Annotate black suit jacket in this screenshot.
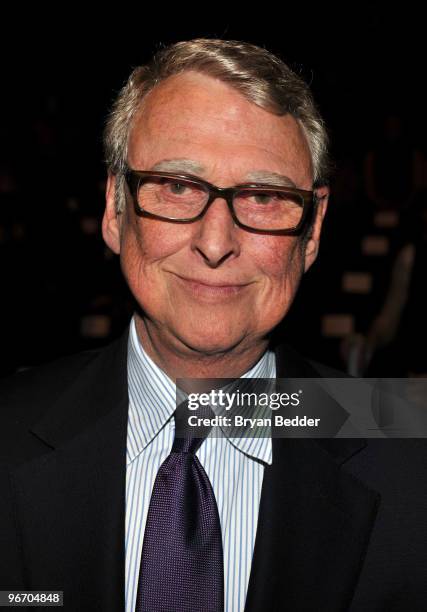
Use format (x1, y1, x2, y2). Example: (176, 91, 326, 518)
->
(1, 330, 427, 611)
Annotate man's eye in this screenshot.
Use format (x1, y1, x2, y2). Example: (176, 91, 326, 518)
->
(167, 182, 188, 195)
(253, 193, 273, 205)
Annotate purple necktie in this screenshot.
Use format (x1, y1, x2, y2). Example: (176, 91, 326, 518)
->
(135, 403, 224, 612)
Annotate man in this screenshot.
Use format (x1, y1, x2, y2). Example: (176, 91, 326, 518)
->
(1, 39, 426, 612)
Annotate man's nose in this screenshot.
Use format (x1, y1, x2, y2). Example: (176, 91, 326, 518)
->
(191, 197, 240, 268)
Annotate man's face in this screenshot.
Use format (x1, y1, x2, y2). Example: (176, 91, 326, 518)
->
(103, 71, 327, 358)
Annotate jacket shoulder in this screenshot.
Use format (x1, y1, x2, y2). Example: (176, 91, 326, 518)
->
(307, 358, 349, 378)
(0, 348, 102, 455)
(274, 339, 348, 379)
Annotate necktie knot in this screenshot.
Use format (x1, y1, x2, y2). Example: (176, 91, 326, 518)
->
(172, 401, 213, 455)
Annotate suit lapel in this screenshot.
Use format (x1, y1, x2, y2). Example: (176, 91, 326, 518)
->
(244, 343, 380, 612)
(10, 332, 129, 611)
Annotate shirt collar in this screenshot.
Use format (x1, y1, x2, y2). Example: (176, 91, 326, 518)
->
(127, 316, 274, 466)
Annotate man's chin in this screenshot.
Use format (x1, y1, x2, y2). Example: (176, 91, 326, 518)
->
(174, 327, 248, 358)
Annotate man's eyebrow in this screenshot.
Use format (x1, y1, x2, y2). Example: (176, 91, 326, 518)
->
(149, 161, 298, 188)
(244, 171, 297, 188)
(150, 159, 206, 175)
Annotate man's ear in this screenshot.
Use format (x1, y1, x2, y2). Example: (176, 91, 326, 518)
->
(102, 174, 122, 255)
(303, 185, 329, 272)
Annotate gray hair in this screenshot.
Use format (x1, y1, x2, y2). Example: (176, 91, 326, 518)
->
(104, 39, 330, 213)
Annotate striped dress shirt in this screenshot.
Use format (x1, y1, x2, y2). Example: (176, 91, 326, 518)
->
(125, 317, 275, 612)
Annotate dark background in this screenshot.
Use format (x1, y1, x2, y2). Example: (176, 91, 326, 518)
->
(1, 7, 426, 376)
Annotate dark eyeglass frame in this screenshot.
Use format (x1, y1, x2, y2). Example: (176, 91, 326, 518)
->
(124, 169, 317, 235)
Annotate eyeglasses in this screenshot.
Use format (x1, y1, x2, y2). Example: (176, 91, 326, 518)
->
(124, 169, 316, 234)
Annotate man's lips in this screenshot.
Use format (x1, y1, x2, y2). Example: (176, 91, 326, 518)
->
(172, 274, 252, 299)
